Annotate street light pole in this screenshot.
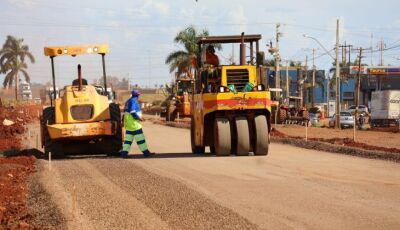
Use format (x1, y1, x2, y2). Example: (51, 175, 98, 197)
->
(286, 60, 289, 104)
(335, 19, 341, 129)
(303, 22, 341, 128)
(275, 23, 281, 101)
(312, 48, 316, 108)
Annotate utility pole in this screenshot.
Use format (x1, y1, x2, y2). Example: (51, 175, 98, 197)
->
(354, 47, 364, 132)
(379, 39, 385, 66)
(370, 33, 374, 66)
(348, 44, 353, 66)
(335, 19, 341, 129)
(302, 55, 308, 107)
(355, 48, 363, 110)
(312, 49, 316, 108)
(339, 43, 353, 66)
(286, 60, 289, 104)
(275, 23, 281, 101)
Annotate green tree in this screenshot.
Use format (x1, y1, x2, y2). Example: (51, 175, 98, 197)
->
(0, 36, 35, 100)
(165, 25, 220, 78)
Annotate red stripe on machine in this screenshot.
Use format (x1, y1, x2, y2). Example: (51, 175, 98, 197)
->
(204, 98, 272, 109)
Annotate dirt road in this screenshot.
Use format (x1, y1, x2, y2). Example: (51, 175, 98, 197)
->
(30, 122, 400, 229)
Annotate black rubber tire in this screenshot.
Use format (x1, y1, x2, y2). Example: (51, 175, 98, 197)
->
(41, 107, 64, 158)
(278, 108, 287, 124)
(107, 103, 123, 156)
(235, 117, 250, 156)
(166, 105, 176, 122)
(209, 146, 216, 154)
(214, 118, 231, 156)
(254, 115, 269, 156)
(191, 118, 205, 154)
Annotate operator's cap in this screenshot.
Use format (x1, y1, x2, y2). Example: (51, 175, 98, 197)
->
(131, 89, 141, 96)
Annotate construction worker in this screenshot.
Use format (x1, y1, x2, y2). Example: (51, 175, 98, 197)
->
(120, 90, 153, 158)
(204, 45, 219, 66)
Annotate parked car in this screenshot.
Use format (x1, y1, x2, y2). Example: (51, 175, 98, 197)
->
(329, 111, 355, 128)
(347, 105, 369, 115)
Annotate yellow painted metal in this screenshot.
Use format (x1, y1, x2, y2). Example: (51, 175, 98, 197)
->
(192, 65, 272, 146)
(47, 121, 115, 140)
(44, 44, 109, 57)
(201, 91, 271, 115)
(221, 65, 257, 87)
(54, 85, 110, 124)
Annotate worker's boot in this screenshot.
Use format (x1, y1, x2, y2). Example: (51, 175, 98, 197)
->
(120, 151, 129, 158)
(143, 150, 155, 158)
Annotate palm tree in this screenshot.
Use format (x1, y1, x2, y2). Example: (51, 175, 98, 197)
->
(165, 25, 220, 78)
(0, 36, 35, 100)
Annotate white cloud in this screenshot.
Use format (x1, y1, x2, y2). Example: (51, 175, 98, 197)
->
(140, 0, 169, 16)
(227, 5, 247, 32)
(153, 2, 169, 16)
(5, 0, 35, 8)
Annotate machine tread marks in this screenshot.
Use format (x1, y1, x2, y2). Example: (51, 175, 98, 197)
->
(254, 115, 269, 156)
(107, 103, 123, 156)
(235, 117, 250, 156)
(191, 118, 205, 154)
(214, 118, 231, 156)
(41, 107, 64, 158)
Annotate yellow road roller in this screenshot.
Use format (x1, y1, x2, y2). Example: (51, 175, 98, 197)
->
(191, 33, 272, 156)
(40, 44, 122, 157)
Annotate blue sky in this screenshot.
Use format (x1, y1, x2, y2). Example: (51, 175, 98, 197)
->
(1, 0, 400, 87)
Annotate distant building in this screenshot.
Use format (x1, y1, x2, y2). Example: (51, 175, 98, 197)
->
(266, 67, 326, 105)
(329, 66, 400, 108)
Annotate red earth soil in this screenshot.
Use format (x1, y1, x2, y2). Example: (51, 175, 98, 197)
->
(0, 156, 36, 229)
(270, 128, 400, 154)
(0, 105, 42, 152)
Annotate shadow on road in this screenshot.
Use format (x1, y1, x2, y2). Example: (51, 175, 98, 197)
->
(9, 148, 247, 160)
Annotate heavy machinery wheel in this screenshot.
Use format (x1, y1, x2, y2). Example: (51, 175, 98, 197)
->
(302, 110, 310, 123)
(235, 117, 250, 156)
(191, 118, 205, 154)
(278, 108, 287, 124)
(253, 115, 269, 156)
(209, 146, 216, 154)
(166, 105, 176, 122)
(107, 103, 122, 156)
(214, 118, 231, 156)
(41, 107, 64, 158)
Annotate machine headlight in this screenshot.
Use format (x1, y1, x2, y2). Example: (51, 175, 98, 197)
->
(219, 86, 225, 93)
(93, 47, 98, 52)
(257, 84, 263, 91)
(87, 47, 93, 53)
(63, 49, 68, 54)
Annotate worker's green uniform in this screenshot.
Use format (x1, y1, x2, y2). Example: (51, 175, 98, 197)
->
(120, 95, 150, 157)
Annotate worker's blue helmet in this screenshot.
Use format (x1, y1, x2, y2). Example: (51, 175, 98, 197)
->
(131, 89, 141, 97)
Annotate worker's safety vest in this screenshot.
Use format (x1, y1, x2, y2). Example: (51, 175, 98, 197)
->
(124, 112, 142, 131)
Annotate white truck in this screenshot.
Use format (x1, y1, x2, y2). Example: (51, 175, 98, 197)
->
(21, 82, 33, 100)
(371, 90, 400, 126)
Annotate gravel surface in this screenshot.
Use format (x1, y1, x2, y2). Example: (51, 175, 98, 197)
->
(27, 163, 67, 229)
(25, 122, 400, 229)
(32, 157, 258, 229)
(90, 158, 259, 230)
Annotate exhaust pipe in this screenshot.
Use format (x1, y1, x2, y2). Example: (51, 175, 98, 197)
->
(78, 64, 82, 91)
(240, 32, 245, 65)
